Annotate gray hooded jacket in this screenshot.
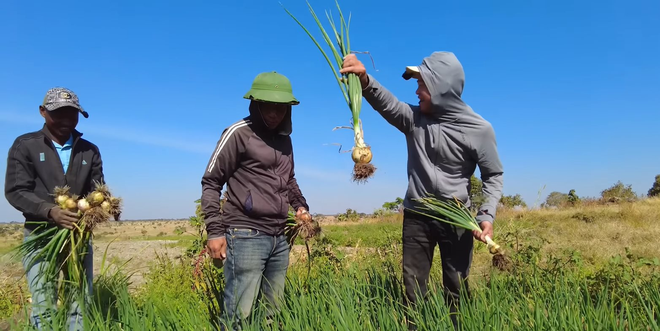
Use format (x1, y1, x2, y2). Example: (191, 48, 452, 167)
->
(362, 51, 503, 223)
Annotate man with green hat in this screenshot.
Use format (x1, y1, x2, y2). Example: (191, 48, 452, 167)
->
(201, 71, 311, 329)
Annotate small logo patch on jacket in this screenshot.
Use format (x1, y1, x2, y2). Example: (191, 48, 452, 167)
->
(82, 160, 87, 165)
(39, 153, 45, 162)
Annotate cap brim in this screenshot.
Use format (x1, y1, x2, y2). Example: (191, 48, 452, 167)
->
(243, 90, 300, 105)
(402, 66, 421, 80)
(44, 103, 89, 118)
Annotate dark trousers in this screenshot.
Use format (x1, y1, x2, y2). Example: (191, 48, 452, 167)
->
(402, 210, 474, 329)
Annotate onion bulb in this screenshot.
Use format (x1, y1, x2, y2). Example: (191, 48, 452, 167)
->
(299, 210, 312, 223)
(349, 121, 376, 183)
(56, 195, 68, 205)
(351, 146, 372, 164)
(65, 198, 77, 211)
(101, 201, 110, 212)
(77, 199, 91, 212)
(91, 192, 104, 205)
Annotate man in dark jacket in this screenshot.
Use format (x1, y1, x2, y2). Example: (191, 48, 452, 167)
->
(4, 87, 103, 331)
(201, 71, 310, 329)
(341, 52, 504, 330)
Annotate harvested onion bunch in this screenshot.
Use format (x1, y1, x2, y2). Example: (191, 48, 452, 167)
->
(285, 209, 321, 282)
(13, 180, 122, 304)
(282, 0, 377, 183)
(407, 195, 503, 255)
(285, 209, 320, 247)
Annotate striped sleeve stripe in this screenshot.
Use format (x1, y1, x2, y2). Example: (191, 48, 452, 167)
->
(207, 120, 251, 173)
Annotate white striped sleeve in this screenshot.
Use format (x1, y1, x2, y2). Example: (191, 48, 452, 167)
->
(200, 119, 250, 237)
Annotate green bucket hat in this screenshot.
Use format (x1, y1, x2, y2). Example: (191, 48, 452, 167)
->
(243, 71, 300, 105)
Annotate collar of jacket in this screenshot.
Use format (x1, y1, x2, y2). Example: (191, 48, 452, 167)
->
(247, 101, 293, 137)
(39, 124, 83, 146)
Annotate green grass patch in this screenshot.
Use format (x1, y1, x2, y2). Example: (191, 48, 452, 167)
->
(316, 222, 401, 247)
(2, 242, 659, 330)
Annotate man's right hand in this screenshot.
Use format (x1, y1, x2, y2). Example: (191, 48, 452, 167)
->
(340, 54, 369, 88)
(49, 206, 79, 230)
(207, 237, 227, 260)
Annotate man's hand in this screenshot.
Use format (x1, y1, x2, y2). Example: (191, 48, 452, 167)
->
(339, 54, 369, 88)
(295, 207, 307, 218)
(296, 207, 313, 222)
(207, 237, 227, 260)
(49, 206, 79, 230)
(472, 221, 493, 244)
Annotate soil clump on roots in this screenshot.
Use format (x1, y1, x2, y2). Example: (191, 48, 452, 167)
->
(492, 253, 512, 271)
(352, 163, 376, 183)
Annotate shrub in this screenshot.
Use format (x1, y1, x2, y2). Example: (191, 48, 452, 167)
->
(601, 181, 637, 203)
(499, 194, 527, 208)
(648, 174, 660, 197)
(544, 191, 569, 208)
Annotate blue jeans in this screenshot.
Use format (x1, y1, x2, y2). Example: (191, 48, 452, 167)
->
(22, 228, 94, 331)
(221, 228, 290, 328)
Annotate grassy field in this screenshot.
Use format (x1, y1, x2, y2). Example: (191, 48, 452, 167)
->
(0, 198, 659, 330)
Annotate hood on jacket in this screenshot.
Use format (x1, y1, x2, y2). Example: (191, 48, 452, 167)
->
(404, 51, 482, 124)
(248, 100, 293, 136)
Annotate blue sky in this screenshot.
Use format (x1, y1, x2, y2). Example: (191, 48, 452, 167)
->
(1, 0, 658, 222)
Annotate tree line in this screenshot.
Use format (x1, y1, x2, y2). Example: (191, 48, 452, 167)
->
(471, 174, 660, 209)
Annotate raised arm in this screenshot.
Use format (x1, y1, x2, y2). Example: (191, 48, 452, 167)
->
(361, 74, 416, 134)
(4, 139, 56, 220)
(473, 125, 504, 224)
(201, 124, 245, 239)
(340, 54, 415, 134)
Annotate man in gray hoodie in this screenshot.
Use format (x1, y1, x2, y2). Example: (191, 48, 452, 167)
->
(341, 52, 503, 329)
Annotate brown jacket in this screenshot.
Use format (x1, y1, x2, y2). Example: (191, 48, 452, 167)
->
(201, 102, 308, 239)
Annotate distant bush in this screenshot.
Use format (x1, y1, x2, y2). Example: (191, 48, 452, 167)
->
(543, 191, 570, 208)
(601, 181, 637, 203)
(336, 209, 361, 222)
(372, 208, 393, 217)
(469, 175, 485, 212)
(648, 174, 660, 197)
(568, 189, 581, 206)
(500, 194, 527, 208)
(173, 225, 186, 236)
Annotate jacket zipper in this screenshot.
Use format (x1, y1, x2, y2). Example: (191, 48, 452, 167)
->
(65, 136, 80, 187)
(48, 134, 80, 187)
(46, 139, 67, 187)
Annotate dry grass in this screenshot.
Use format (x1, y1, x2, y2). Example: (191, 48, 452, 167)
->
(0, 198, 658, 329)
(477, 197, 660, 270)
(1, 198, 659, 306)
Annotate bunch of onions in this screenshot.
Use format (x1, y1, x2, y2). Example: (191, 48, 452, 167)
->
(285, 209, 320, 246)
(13, 180, 123, 306)
(282, 0, 377, 183)
(284, 209, 321, 282)
(407, 195, 503, 255)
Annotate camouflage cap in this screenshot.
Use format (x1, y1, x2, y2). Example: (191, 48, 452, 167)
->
(41, 87, 89, 118)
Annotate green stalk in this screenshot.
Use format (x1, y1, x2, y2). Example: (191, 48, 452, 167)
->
(407, 195, 503, 254)
(281, 2, 349, 108)
(281, 0, 368, 152)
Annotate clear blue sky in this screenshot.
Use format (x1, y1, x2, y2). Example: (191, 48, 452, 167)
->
(1, 0, 658, 222)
